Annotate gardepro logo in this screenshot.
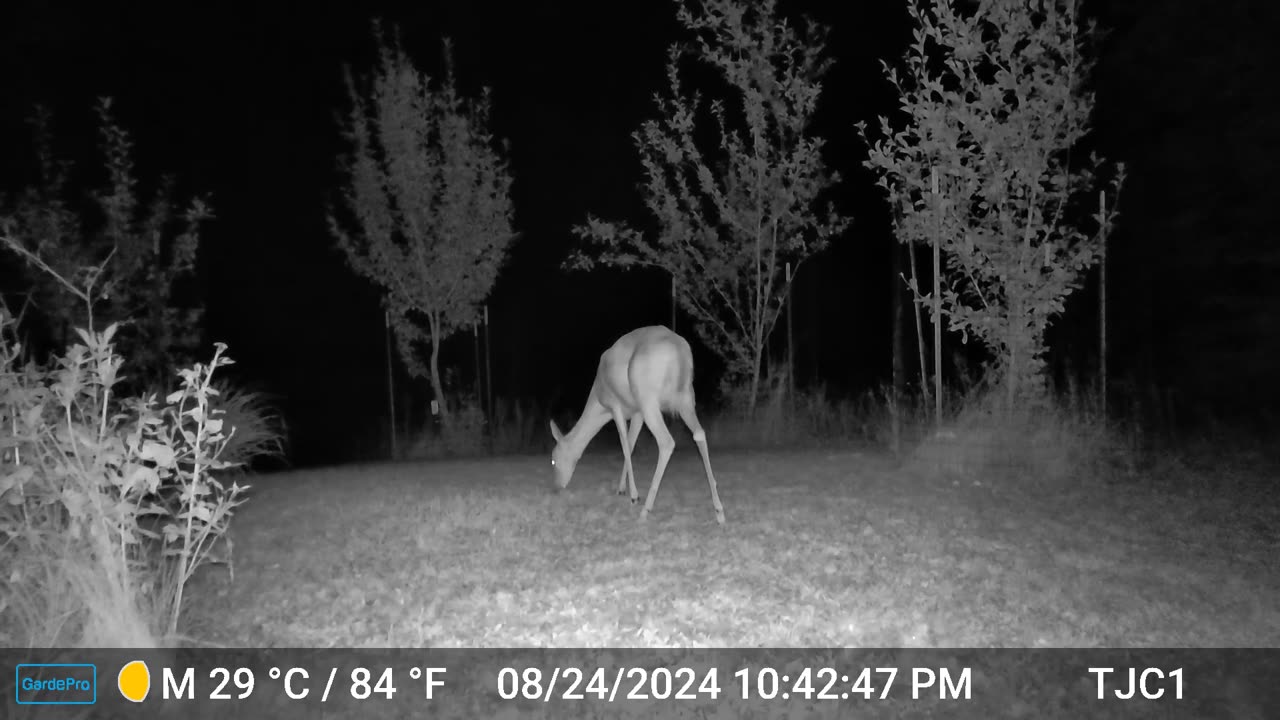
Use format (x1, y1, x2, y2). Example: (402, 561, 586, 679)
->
(15, 663, 97, 705)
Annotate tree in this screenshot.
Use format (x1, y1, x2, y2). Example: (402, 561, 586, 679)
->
(328, 29, 516, 424)
(0, 98, 211, 389)
(858, 0, 1124, 411)
(573, 0, 849, 416)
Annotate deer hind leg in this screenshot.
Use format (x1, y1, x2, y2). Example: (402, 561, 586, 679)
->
(637, 404, 675, 522)
(618, 413, 643, 501)
(613, 411, 642, 502)
(678, 402, 725, 525)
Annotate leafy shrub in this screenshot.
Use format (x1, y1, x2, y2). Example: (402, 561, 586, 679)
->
(404, 394, 488, 459)
(0, 319, 247, 647)
(705, 369, 883, 451)
(439, 397, 488, 457)
(906, 383, 1132, 488)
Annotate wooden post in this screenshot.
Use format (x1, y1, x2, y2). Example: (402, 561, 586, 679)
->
(384, 309, 398, 460)
(1098, 190, 1108, 416)
(931, 167, 943, 429)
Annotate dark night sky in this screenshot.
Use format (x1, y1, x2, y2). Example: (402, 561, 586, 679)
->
(2, 0, 1277, 466)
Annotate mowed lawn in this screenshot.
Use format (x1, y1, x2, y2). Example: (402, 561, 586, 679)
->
(183, 443, 1280, 648)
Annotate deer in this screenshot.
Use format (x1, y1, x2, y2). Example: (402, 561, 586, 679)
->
(549, 325, 725, 525)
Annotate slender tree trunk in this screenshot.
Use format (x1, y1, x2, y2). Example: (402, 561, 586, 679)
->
(747, 339, 762, 418)
(1005, 343, 1017, 418)
(1003, 290, 1020, 418)
(1003, 290, 1045, 417)
(428, 312, 448, 426)
(907, 239, 930, 406)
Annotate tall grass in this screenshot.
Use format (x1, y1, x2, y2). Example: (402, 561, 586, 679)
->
(400, 394, 543, 460)
(489, 396, 544, 454)
(208, 377, 288, 470)
(379, 364, 1258, 499)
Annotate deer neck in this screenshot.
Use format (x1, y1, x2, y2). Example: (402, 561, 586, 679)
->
(565, 395, 612, 459)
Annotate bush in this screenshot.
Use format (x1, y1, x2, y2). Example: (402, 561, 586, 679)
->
(0, 319, 248, 647)
(400, 393, 490, 460)
(489, 396, 542, 455)
(705, 368, 886, 451)
(905, 381, 1134, 488)
(439, 397, 488, 457)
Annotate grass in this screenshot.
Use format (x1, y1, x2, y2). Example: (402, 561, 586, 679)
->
(210, 377, 288, 469)
(180, 439, 1280, 648)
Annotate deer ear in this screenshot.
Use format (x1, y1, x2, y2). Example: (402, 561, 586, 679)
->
(550, 420, 564, 443)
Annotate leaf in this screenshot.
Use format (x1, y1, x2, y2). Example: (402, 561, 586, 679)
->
(0, 466, 35, 500)
(162, 523, 184, 544)
(124, 464, 161, 494)
(139, 441, 176, 467)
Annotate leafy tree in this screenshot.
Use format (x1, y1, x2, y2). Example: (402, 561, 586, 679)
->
(573, 0, 849, 415)
(858, 0, 1124, 410)
(0, 98, 211, 388)
(329, 29, 516, 424)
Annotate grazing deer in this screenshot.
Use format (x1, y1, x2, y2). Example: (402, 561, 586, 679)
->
(549, 326, 725, 525)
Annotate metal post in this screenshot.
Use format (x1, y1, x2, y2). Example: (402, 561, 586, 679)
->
(786, 262, 796, 403)
(931, 167, 943, 429)
(384, 309, 397, 460)
(484, 304, 494, 423)
(891, 237, 904, 457)
(473, 320, 482, 414)
(1098, 190, 1108, 416)
(671, 274, 677, 332)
